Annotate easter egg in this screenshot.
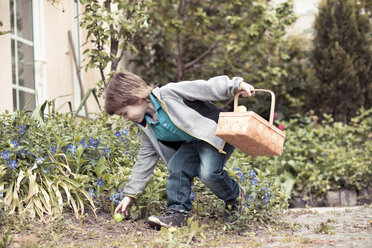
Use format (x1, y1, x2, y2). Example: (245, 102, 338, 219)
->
(113, 213, 124, 222)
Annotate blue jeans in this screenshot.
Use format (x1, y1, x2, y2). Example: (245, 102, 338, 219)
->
(166, 141, 239, 212)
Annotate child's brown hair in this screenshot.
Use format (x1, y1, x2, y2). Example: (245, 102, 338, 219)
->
(104, 71, 153, 115)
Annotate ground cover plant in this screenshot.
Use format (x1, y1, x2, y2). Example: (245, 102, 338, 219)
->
(0, 105, 371, 247)
(251, 107, 372, 206)
(0, 104, 285, 227)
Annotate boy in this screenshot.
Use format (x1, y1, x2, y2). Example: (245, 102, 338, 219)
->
(105, 71, 255, 229)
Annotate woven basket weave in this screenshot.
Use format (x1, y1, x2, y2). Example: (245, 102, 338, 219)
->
(216, 90, 285, 156)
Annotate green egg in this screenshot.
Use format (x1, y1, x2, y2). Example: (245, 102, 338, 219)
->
(113, 213, 124, 222)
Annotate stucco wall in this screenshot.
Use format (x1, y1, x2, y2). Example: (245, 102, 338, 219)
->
(44, 2, 102, 114)
(0, 1, 13, 113)
(0, 1, 102, 114)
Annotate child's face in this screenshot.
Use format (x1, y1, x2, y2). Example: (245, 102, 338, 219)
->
(114, 99, 148, 123)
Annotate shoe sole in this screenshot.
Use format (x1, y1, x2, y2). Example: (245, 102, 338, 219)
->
(147, 215, 172, 230)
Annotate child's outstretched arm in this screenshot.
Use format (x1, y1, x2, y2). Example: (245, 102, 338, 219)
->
(120, 132, 160, 206)
(160, 75, 254, 102)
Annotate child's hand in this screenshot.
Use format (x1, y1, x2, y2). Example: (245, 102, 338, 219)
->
(241, 82, 255, 97)
(114, 196, 133, 218)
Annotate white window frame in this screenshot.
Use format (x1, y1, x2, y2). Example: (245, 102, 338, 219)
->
(11, 0, 46, 111)
(33, 0, 47, 105)
(71, 1, 84, 115)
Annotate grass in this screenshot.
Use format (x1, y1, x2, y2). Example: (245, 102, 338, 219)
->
(1, 205, 372, 247)
(0, 209, 271, 248)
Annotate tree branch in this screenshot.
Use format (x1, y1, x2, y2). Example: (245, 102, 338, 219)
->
(177, 0, 186, 81)
(184, 39, 219, 69)
(185, 63, 207, 73)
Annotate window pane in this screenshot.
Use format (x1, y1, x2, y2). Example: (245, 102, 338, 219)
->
(16, 0, 33, 40)
(19, 90, 35, 112)
(11, 40, 16, 85)
(13, 89, 17, 110)
(17, 42, 34, 89)
(10, 0, 15, 34)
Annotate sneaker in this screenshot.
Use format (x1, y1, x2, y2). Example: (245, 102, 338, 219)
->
(222, 186, 246, 224)
(147, 210, 189, 229)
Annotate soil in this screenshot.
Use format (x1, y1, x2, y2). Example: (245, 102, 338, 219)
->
(2, 205, 372, 247)
(263, 206, 372, 248)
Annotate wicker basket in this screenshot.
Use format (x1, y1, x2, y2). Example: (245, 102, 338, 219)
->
(216, 89, 286, 156)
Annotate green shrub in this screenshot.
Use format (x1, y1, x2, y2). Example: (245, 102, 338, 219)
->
(0, 109, 141, 219)
(0, 107, 284, 221)
(251, 108, 372, 205)
(190, 150, 287, 225)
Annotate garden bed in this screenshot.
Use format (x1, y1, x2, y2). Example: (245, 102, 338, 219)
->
(1, 205, 371, 247)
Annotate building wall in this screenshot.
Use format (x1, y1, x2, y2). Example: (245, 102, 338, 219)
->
(43, 2, 76, 112)
(0, 1, 13, 113)
(0, 0, 102, 114)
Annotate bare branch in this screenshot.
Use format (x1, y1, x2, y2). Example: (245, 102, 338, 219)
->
(184, 39, 219, 69)
(185, 63, 207, 73)
(177, 0, 186, 81)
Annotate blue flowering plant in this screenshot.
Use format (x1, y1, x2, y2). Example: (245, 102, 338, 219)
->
(251, 108, 372, 206)
(0, 108, 141, 219)
(187, 150, 286, 227)
(225, 155, 286, 223)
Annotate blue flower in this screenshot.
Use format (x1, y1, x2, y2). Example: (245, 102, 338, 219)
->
(115, 131, 121, 138)
(98, 177, 104, 187)
(189, 191, 196, 201)
(1, 150, 10, 160)
(10, 140, 19, 149)
(89, 188, 95, 198)
(118, 189, 124, 200)
(244, 195, 255, 208)
(36, 157, 45, 164)
(51, 147, 57, 154)
(249, 169, 258, 185)
(0, 191, 3, 199)
(88, 138, 99, 148)
(68, 144, 77, 155)
(235, 171, 246, 182)
(123, 129, 129, 136)
(19, 125, 26, 134)
(109, 193, 117, 202)
(249, 169, 256, 178)
(322, 152, 326, 156)
(19, 148, 28, 157)
(263, 192, 271, 204)
(109, 192, 121, 204)
(8, 160, 18, 170)
(100, 147, 111, 157)
(79, 139, 87, 148)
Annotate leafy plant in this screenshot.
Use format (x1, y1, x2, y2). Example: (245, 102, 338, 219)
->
(0, 99, 286, 221)
(0, 106, 141, 219)
(78, 0, 151, 95)
(251, 108, 372, 205)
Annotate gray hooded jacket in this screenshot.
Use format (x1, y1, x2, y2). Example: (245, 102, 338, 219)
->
(124, 75, 244, 198)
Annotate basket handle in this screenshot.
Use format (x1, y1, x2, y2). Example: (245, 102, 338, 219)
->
(234, 89, 276, 126)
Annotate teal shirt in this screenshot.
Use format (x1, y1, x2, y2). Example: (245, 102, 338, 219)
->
(145, 94, 198, 143)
